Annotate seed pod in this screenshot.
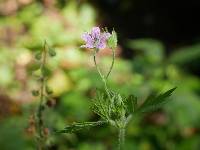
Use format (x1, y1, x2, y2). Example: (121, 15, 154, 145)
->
(46, 99, 56, 107)
(45, 85, 53, 95)
(32, 90, 39, 96)
(28, 115, 35, 125)
(48, 47, 56, 57)
(43, 128, 49, 137)
(35, 51, 42, 60)
(41, 66, 51, 77)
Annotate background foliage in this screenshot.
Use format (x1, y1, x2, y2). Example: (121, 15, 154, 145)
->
(0, 0, 200, 150)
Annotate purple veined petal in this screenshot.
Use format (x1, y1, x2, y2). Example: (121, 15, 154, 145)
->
(99, 32, 111, 44)
(82, 33, 92, 42)
(96, 40, 106, 49)
(86, 43, 95, 48)
(95, 32, 111, 49)
(81, 27, 111, 49)
(82, 32, 95, 48)
(91, 27, 101, 39)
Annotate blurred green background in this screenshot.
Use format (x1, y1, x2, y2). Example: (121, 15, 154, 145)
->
(0, 0, 200, 150)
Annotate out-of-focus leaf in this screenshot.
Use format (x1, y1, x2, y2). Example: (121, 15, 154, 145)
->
(60, 91, 90, 121)
(169, 44, 200, 65)
(79, 3, 96, 30)
(0, 65, 14, 86)
(78, 142, 106, 150)
(127, 38, 164, 63)
(48, 71, 72, 96)
(0, 117, 33, 150)
(166, 90, 200, 127)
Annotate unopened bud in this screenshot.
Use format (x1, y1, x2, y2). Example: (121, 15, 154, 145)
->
(108, 29, 117, 49)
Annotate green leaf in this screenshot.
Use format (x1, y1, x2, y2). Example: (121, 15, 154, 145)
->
(137, 87, 176, 113)
(91, 89, 109, 120)
(56, 121, 107, 133)
(126, 95, 137, 114)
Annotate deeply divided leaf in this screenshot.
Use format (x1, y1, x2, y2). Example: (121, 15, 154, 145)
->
(56, 121, 107, 133)
(125, 95, 137, 114)
(137, 87, 176, 113)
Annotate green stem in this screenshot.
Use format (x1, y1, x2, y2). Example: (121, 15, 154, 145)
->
(93, 50, 104, 80)
(118, 128, 125, 150)
(93, 48, 115, 100)
(93, 51, 112, 101)
(106, 48, 115, 79)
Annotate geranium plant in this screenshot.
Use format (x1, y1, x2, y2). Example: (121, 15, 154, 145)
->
(57, 27, 176, 150)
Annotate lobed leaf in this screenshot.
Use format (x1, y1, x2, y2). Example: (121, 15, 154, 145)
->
(137, 87, 176, 113)
(125, 95, 137, 114)
(56, 121, 107, 133)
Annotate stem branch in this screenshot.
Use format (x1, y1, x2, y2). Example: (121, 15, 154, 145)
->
(106, 48, 115, 79)
(93, 48, 115, 101)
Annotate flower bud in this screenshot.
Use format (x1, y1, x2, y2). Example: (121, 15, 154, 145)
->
(108, 29, 117, 49)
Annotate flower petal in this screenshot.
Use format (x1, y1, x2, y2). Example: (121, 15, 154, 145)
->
(96, 41, 106, 49)
(91, 27, 100, 39)
(82, 33, 92, 42)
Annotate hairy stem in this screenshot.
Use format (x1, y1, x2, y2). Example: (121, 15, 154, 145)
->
(36, 41, 47, 150)
(118, 128, 125, 150)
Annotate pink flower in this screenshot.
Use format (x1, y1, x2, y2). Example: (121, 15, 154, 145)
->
(81, 27, 111, 49)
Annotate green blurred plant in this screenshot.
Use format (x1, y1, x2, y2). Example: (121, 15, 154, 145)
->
(32, 41, 56, 150)
(57, 28, 176, 150)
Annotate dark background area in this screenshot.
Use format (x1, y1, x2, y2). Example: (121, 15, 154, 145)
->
(93, 0, 200, 44)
